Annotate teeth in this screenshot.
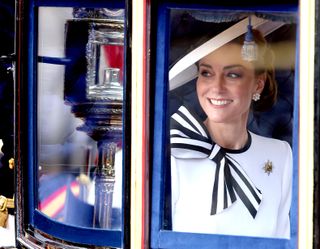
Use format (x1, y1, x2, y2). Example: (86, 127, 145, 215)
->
(209, 99, 230, 106)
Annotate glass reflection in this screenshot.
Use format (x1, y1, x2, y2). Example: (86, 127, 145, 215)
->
(84, 21, 124, 229)
(37, 7, 124, 230)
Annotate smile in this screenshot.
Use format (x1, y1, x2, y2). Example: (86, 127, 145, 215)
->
(209, 98, 232, 106)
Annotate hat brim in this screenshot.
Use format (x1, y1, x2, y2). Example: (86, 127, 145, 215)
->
(169, 15, 284, 91)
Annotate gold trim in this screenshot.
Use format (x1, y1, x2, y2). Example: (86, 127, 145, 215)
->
(9, 158, 14, 169)
(0, 196, 7, 211)
(6, 197, 14, 209)
(0, 195, 14, 211)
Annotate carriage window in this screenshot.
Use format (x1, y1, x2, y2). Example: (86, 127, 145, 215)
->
(151, 6, 298, 249)
(37, 6, 125, 230)
(37, 7, 124, 230)
(13, 4, 128, 247)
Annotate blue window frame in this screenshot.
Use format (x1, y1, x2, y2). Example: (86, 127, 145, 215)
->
(151, 2, 299, 249)
(17, 0, 130, 247)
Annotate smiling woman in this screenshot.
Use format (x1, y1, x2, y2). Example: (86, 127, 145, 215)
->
(196, 43, 265, 149)
(169, 14, 293, 239)
(195, 30, 274, 149)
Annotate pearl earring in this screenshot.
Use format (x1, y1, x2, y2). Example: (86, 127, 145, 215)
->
(252, 93, 260, 101)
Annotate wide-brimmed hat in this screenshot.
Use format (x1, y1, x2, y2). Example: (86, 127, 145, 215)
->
(169, 15, 284, 91)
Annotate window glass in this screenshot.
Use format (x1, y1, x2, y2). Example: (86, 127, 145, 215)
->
(155, 8, 297, 245)
(37, 7, 125, 230)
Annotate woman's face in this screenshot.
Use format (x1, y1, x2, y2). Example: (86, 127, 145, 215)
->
(196, 43, 265, 125)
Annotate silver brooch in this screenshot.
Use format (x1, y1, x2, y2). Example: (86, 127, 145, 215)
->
(263, 160, 273, 175)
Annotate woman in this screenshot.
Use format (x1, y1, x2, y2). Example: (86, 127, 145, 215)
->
(170, 19, 292, 239)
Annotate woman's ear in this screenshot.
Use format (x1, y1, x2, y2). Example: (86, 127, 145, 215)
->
(256, 73, 266, 93)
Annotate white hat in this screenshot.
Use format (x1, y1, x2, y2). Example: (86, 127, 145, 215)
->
(169, 15, 284, 91)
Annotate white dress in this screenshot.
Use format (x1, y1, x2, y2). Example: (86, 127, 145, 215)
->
(171, 131, 292, 239)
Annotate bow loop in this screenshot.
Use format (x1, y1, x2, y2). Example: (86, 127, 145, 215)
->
(171, 106, 214, 159)
(170, 105, 262, 218)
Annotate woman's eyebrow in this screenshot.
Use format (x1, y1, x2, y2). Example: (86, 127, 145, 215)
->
(198, 63, 245, 70)
(198, 63, 212, 69)
(223, 64, 244, 70)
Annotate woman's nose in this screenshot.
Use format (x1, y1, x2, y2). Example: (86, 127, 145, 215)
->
(210, 75, 225, 92)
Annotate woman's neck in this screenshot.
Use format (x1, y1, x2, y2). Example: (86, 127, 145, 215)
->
(204, 119, 249, 150)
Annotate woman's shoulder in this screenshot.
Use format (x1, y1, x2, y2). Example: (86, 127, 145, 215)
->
(249, 131, 292, 153)
(247, 131, 292, 180)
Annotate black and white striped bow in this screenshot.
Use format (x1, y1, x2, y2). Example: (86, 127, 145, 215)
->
(170, 105, 262, 218)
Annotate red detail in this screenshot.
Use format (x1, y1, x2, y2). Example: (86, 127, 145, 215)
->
(103, 44, 124, 82)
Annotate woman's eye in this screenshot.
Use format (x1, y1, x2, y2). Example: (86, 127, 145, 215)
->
(227, 72, 241, 78)
(199, 70, 212, 77)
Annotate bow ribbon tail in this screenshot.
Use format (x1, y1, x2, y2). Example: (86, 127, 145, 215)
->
(226, 156, 262, 218)
(210, 151, 237, 215)
(223, 160, 237, 207)
(210, 160, 220, 215)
